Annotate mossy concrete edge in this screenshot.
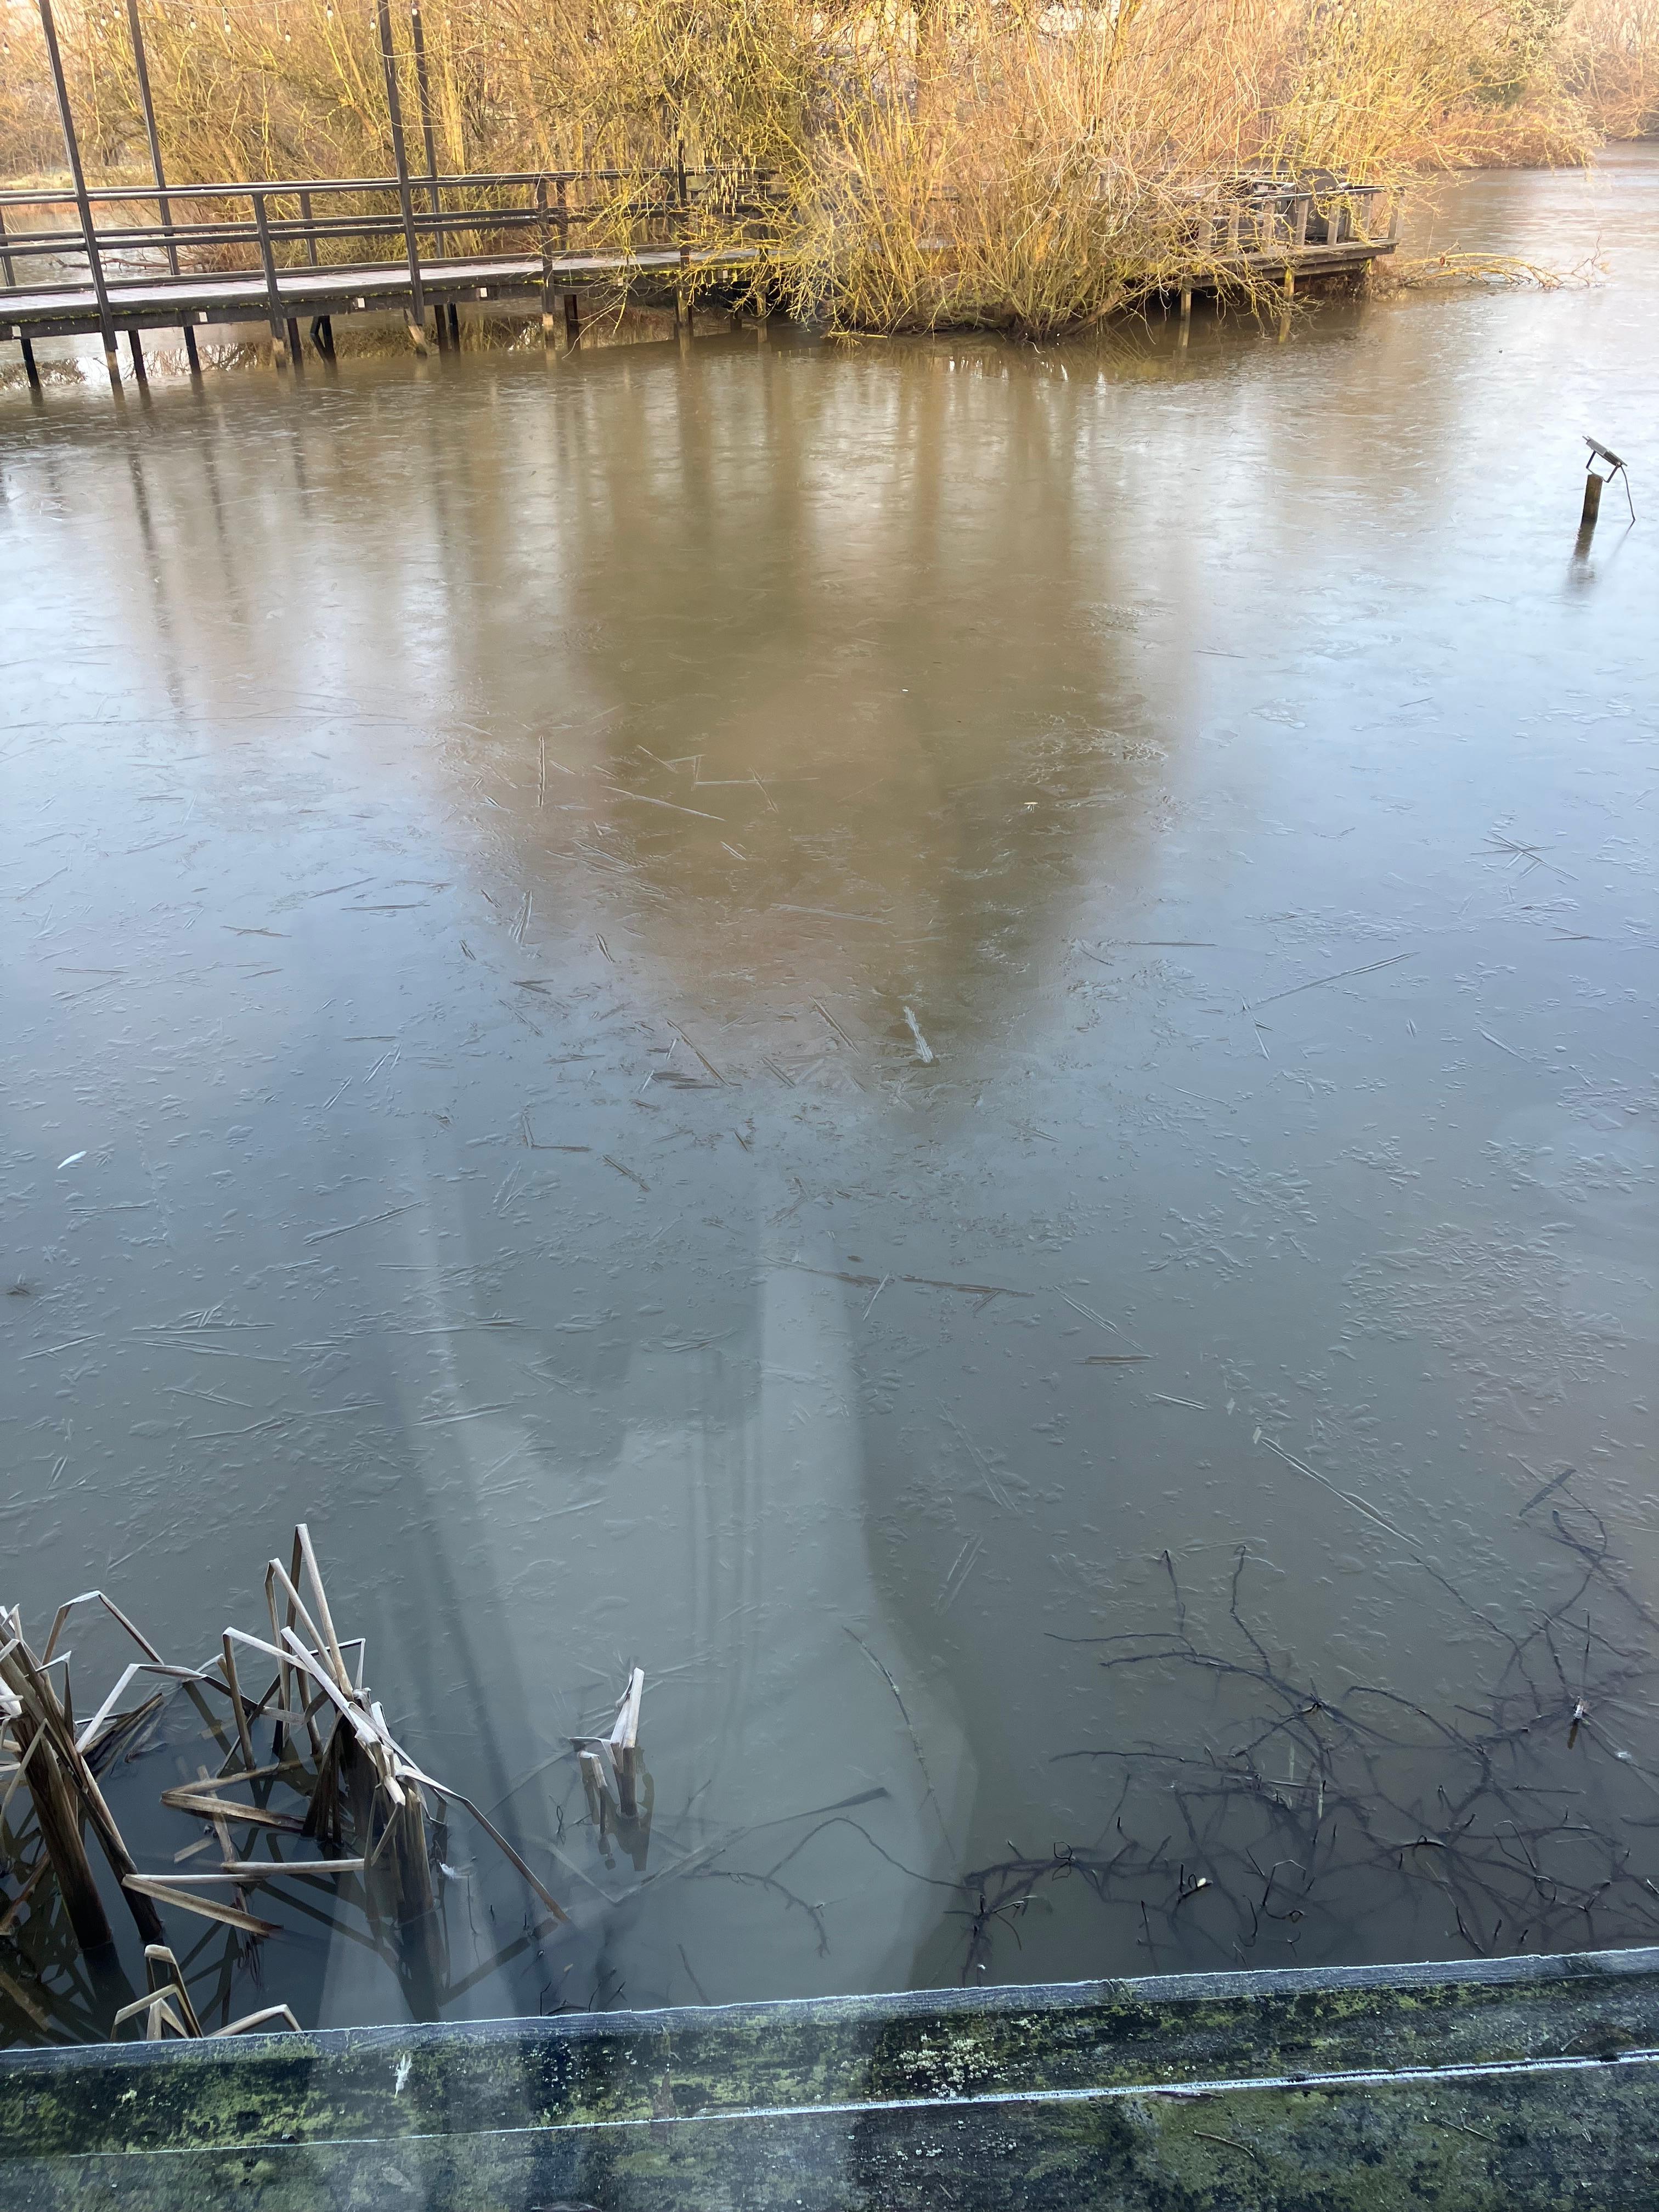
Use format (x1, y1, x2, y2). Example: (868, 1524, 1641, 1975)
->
(3, 1943, 1659, 2170)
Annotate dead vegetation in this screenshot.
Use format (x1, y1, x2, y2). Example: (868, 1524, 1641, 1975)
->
(951, 1493, 1659, 1982)
(1, 1526, 579, 2041)
(0, 0, 1643, 336)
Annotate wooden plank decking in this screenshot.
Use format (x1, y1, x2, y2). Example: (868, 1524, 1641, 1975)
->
(0, 237, 1393, 346)
(0, 244, 752, 343)
(0, 165, 1397, 370)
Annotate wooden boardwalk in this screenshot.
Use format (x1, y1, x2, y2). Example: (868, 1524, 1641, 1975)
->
(2, 0, 1395, 393)
(1, 167, 1398, 388)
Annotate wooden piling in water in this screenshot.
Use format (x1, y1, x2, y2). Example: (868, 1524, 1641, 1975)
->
(374, 0, 428, 354)
(35, 0, 119, 387)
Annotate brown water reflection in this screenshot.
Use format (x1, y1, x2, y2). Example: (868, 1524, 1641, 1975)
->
(2, 151, 1656, 2038)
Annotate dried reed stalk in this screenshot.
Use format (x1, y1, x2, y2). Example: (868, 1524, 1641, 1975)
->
(0, 1603, 164, 1954)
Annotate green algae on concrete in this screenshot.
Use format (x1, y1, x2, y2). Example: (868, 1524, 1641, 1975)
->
(4, 1946, 1659, 2208)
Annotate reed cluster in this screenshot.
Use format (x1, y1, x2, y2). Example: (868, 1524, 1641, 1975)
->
(1, 0, 1649, 332)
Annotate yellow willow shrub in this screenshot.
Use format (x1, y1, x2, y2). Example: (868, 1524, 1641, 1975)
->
(1, 0, 61, 174)
(1562, 0, 1659, 132)
(778, 0, 1295, 332)
(1271, 0, 1595, 171)
(3, 0, 1611, 324)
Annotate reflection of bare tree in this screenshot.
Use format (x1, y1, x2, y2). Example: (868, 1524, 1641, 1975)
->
(950, 1493, 1659, 1983)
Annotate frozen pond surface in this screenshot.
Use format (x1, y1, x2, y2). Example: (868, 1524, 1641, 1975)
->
(2, 152, 1657, 2038)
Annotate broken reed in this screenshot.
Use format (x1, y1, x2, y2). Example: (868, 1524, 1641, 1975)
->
(2, 1528, 571, 2041)
(1, 0, 1628, 336)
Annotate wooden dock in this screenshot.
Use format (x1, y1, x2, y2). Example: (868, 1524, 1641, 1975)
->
(0, 178, 1398, 387)
(0, 163, 775, 385)
(1, 0, 1396, 393)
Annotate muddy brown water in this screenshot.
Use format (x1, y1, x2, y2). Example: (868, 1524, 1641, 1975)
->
(2, 153, 1656, 2041)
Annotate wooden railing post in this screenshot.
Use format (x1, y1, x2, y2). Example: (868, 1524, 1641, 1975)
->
(375, 0, 429, 352)
(537, 174, 555, 349)
(35, 0, 121, 387)
(123, 0, 201, 371)
(409, 3, 444, 253)
(251, 189, 289, 363)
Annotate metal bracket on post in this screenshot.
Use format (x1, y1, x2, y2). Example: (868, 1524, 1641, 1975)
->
(36, 0, 120, 387)
(1579, 436, 1635, 540)
(376, 0, 428, 354)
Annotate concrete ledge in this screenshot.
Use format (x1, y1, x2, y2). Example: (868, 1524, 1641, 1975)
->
(4, 1946, 1658, 2207)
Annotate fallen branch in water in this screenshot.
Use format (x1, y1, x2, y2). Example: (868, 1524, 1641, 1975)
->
(1378, 249, 1606, 292)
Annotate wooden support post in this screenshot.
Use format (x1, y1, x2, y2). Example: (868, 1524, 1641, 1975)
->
(285, 315, 302, 364)
(1580, 470, 1603, 533)
(20, 336, 42, 392)
(564, 289, 580, 347)
(375, 0, 428, 353)
(251, 190, 288, 363)
(446, 302, 459, 347)
(36, 0, 120, 388)
(128, 328, 148, 381)
(537, 174, 556, 349)
(1178, 286, 1192, 346)
(409, 2, 444, 259)
(125, 0, 201, 371)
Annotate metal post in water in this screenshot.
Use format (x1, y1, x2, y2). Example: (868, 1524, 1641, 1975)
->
(375, 0, 428, 353)
(409, 5, 443, 249)
(36, 0, 121, 387)
(124, 0, 201, 373)
(537, 176, 555, 352)
(251, 189, 289, 364)
(124, 0, 174, 274)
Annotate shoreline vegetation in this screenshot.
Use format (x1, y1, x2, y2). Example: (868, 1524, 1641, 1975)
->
(1, 0, 1656, 337)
